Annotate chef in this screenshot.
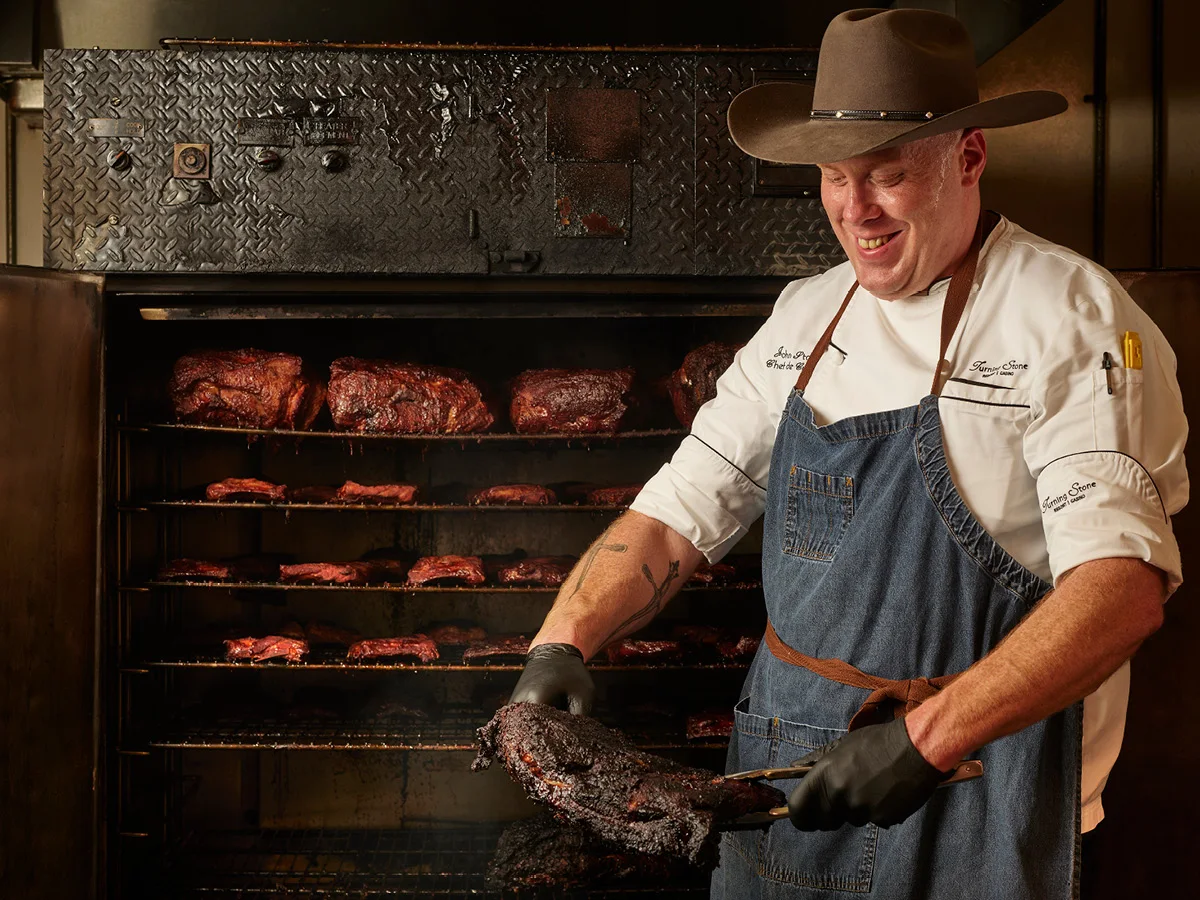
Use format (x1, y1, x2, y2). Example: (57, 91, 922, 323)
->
(510, 8, 1188, 898)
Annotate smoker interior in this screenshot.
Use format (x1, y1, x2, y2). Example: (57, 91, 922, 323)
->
(106, 287, 771, 897)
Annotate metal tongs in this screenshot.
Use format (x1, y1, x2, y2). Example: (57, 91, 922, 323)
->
(720, 758, 984, 830)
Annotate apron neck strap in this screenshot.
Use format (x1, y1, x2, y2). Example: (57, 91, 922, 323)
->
(793, 211, 995, 396)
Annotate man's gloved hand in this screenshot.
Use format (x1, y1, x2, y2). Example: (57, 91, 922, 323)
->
(787, 716, 946, 831)
(509, 643, 595, 715)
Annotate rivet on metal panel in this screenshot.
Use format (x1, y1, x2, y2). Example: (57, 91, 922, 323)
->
(321, 150, 347, 173)
(172, 143, 211, 179)
(107, 149, 132, 172)
(253, 148, 282, 172)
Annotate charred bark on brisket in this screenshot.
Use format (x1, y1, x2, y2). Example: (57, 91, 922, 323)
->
(279, 562, 386, 585)
(473, 703, 784, 866)
(585, 484, 643, 506)
(488, 813, 699, 889)
(467, 484, 557, 506)
(345, 636, 439, 663)
(406, 555, 486, 586)
(510, 368, 635, 434)
(604, 639, 685, 665)
(496, 556, 576, 587)
(170, 349, 325, 430)
(461, 636, 531, 661)
(204, 477, 288, 503)
(327, 358, 493, 434)
(667, 342, 739, 429)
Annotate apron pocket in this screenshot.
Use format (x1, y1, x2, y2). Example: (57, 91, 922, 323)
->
(783, 465, 855, 562)
(761, 715, 877, 894)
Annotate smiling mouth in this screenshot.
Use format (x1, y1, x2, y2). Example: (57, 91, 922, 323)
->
(856, 232, 897, 250)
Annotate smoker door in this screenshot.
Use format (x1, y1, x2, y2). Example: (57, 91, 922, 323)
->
(0, 265, 104, 900)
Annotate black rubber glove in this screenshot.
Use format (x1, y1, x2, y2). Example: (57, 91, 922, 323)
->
(509, 643, 595, 715)
(787, 716, 946, 831)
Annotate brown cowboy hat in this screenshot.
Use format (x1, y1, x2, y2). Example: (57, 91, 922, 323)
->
(727, 7, 1068, 165)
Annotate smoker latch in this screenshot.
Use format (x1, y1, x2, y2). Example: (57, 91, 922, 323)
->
(487, 250, 542, 274)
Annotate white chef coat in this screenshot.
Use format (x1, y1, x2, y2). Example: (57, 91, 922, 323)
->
(632, 216, 1189, 831)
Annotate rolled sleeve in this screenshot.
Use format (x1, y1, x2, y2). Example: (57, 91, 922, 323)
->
(1025, 270, 1189, 593)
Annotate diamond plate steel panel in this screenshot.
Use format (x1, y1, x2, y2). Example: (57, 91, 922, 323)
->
(44, 49, 844, 276)
(695, 53, 846, 278)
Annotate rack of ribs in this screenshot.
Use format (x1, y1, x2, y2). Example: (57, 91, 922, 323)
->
(473, 702, 784, 867)
(461, 636, 530, 662)
(406, 555, 486, 586)
(170, 349, 325, 430)
(204, 477, 288, 503)
(334, 480, 419, 504)
(326, 358, 493, 434)
(427, 623, 488, 645)
(667, 342, 740, 429)
(346, 636, 439, 663)
(279, 562, 387, 586)
(585, 484, 643, 506)
(467, 484, 557, 506)
(488, 813, 698, 889)
(686, 710, 735, 741)
(510, 368, 635, 434)
(496, 557, 576, 587)
(603, 639, 685, 665)
(223, 636, 309, 663)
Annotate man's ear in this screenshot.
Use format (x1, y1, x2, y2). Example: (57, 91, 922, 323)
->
(961, 127, 987, 188)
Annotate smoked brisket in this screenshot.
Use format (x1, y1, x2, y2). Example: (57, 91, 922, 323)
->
(585, 484, 643, 506)
(461, 636, 531, 662)
(473, 702, 784, 866)
(204, 477, 288, 503)
(345, 636, 439, 663)
(496, 556, 576, 587)
(510, 368, 635, 434)
(667, 342, 739, 429)
(406, 555, 486, 586)
(604, 639, 685, 665)
(467, 484, 557, 506)
(170, 349, 325, 430)
(327, 358, 493, 434)
(426, 623, 488, 645)
(159, 557, 277, 583)
(224, 636, 308, 663)
(334, 480, 419, 504)
(279, 562, 385, 586)
(686, 710, 735, 741)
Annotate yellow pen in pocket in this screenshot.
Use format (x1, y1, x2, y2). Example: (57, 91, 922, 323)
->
(1123, 331, 1143, 370)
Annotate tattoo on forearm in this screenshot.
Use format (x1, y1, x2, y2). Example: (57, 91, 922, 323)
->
(569, 523, 628, 599)
(597, 559, 681, 649)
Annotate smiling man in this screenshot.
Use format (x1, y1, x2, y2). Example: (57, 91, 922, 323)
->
(508, 8, 1188, 898)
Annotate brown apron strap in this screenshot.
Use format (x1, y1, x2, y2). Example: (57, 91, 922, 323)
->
(793, 210, 998, 397)
(764, 622, 961, 731)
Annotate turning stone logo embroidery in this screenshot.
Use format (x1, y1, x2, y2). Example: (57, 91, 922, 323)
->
(968, 359, 1030, 379)
(1041, 481, 1098, 514)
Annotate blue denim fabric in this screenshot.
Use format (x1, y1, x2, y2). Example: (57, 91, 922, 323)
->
(712, 391, 1082, 900)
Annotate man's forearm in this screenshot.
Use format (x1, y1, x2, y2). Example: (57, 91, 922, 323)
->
(906, 557, 1166, 771)
(531, 510, 705, 661)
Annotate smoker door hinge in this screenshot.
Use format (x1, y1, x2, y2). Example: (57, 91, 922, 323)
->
(487, 250, 541, 274)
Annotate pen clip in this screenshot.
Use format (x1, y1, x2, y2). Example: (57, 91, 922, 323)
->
(1101, 352, 1114, 395)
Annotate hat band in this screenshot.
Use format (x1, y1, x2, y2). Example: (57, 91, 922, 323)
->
(810, 109, 940, 121)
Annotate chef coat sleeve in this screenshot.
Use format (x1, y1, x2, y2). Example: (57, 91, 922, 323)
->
(630, 296, 788, 562)
(1023, 270, 1189, 594)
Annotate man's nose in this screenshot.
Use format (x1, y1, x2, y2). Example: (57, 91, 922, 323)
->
(842, 184, 881, 225)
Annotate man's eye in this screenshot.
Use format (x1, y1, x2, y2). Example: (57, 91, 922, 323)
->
(874, 173, 903, 187)
(822, 173, 846, 186)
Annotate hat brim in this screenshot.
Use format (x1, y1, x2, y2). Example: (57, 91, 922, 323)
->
(727, 81, 1068, 165)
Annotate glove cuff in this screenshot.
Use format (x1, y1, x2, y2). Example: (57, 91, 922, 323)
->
(526, 642, 585, 663)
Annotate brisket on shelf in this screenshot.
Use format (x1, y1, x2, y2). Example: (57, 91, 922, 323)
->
(170, 349, 325, 430)
(287, 485, 339, 504)
(584, 483, 643, 506)
(461, 636, 531, 662)
(495, 556, 576, 587)
(327, 358, 493, 434)
(334, 480, 419, 504)
(686, 561, 738, 585)
(279, 562, 389, 586)
(346, 635, 439, 663)
(667, 342, 740, 429)
(686, 710, 735, 741)
(473, 703, 784, 866)
(604, 639, 685, 665)
(223, 636, 309, 663)
(715, 634, 761, 661)
(467, 484, 557, 506)
(159, 557, 278, 583)
(510, 368, 635, 434)
(406, 555, 486, 586)
(204, 477, 288, 503)
(488, 813, 698, 889)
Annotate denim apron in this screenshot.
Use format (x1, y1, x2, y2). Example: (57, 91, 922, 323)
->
(712, 218, 1082, 899)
